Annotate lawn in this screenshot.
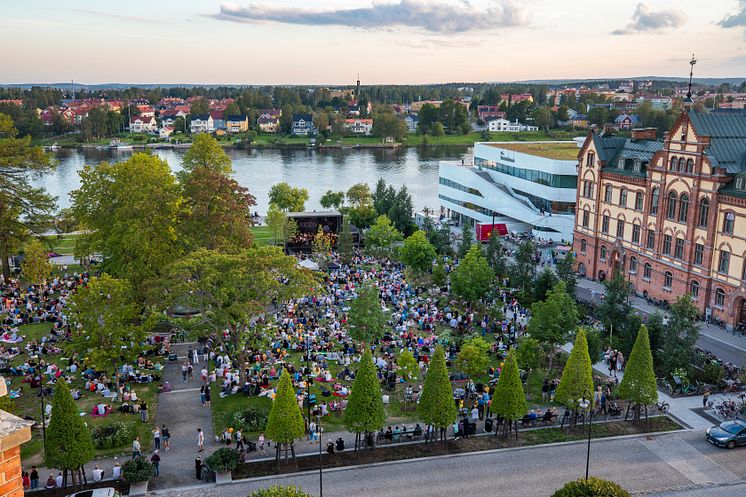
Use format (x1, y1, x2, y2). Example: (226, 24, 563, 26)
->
(404, 129, 581, 147)
(43, 233, 82, 256)
(251, 226, 274, 247)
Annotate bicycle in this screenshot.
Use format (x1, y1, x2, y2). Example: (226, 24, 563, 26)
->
(650, 400, 669, 414)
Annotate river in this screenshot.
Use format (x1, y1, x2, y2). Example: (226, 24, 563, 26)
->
(39, 146, 472, 213)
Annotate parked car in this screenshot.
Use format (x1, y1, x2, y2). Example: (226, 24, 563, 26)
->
(66, 488, 121, 497)
(706, 420, 746, 448)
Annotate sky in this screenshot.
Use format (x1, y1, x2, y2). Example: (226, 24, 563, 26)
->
(3, 0, 746, 85)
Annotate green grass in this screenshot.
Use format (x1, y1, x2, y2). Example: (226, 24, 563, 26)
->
(404, 129, 580, 146)
(251, 226, 274, 247)
(43, 234, 82, 256)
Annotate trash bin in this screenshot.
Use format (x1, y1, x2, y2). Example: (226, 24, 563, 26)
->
(484, 417, 493, 432)
(466, 422, 477, 435)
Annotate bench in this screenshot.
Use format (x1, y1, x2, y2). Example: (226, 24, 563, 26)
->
(377, 430, 422, 443)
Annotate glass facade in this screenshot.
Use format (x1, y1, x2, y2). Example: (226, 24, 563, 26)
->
(512, 188, 575, 214)
(438, 178, 483, 197)
(475, 157, 577, 188)
(438, 194, 492, 216)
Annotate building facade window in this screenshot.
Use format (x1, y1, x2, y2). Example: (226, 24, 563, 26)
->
(647, 229, 655, 249)
(600, 246, 607, 261)
(643, 263, 652, 280)
(651, 188, 659, 215)
(587, 152, 595, 167)
(580, 239, 587, 253)
(666, 191, 677, 219)
(678, 194, 689, 223)
(635, 192, 643, 211)
(690, 280, 699, 298)
(663, 234, 672, 255)
(616, 219, 625, 238)
(675, 238, 684, 259)
(632, 224, 640, 244)
(678, 158, 686, 172)
(619, 189, 627, 207)
(582, 210, 589, 227)
(698, 197, 709, 227)
(583, 180, 593, 198)
(629, 256, 637, 274)
(602, 215, 609, 234)
(723, 212, 735, 234)
(715, 288, 725, 307)
(664, 271, 673, 289)
(669, 156, 677, 171)
(685, 158, 694, 173)
(719, 250, 731, 274)
(604, 185, 612, 203)
(694, 243, 704, 265)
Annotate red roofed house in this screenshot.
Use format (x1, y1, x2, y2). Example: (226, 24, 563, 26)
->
(130, 115, 157, 133)
(343, 118, 373, 135)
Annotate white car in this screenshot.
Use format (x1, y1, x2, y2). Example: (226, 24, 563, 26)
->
(67, 488, 121, 497)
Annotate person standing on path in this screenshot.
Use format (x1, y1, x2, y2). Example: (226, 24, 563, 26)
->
(132, 437, 142, 458)
(200, 385, 207, 407)
(703, 389, 711, 408)
(30, 466, 39, 489)
(188, 363, 194, 382)
(181, 363, 188, 382)
(205, 385, 211, 407)
(162, 425, 171, 451)
(150, 451, 160, 476)
(140, 400, 148, 422)
(153, 426, 161, 450)
(195, 456, 203, 480)
(197, 428, 205, 452)
(258, 433, 266, 455)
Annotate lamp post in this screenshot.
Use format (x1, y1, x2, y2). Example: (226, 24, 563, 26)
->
(317, 415, 323, 497)
(39, 378, 47, 455)
(578, 395, 592, 481)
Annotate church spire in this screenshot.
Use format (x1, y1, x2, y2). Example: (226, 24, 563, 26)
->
(685, 54, 697, 104)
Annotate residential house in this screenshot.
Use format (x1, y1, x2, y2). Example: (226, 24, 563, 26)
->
(499, 93, 534, 105)
(226, 115, 249, 133)
(136, 105, 155, 118)
(190, 114, 214, 134)
(159, 126, 174, 139)
(291, 114, 315, 135)
(404, 114, 419, 133)
(210, 111, 225, 131)
(477, 105, 506, 122)
(343, 118, 373, 135)
(130, 115, 157, 133)
(570, 114, 590, 129)
(614, 114, 641, 130)
(410, 100, 443, 113)
(257, 109, 281, 133)
(487, 118, 538, 132)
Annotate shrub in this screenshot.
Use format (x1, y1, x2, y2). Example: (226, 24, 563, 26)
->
(91, 422, 135, 450)
(552, 477, 631, 497)
(205, 447, 239, 473)
(699, 363, 724, 386)
(231, 404, 270, 432)
(248, 486, 312, 497)
(122, 457, 155, 484)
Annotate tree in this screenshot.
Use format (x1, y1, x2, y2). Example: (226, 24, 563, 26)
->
(157, 247, 315, 384)
(365, 215, 402, 255)
(551, 477, 631, 497)
(399, 230, 436, 273)
(347, 284, 387, 344)
(67, 274, 144, 391)
(450, 245, 494, 305)
(527, 281, 578, 369)
(174, 116, 186, 133)
(458, 222, 473, 259)
(320, 190, 345, 210)
(372, 179, 394, 217)
(265, 205, 298, 248)
(180, 166, 255, 253)
(531, 106, 553, 131)
(181, 134, 232, 174)
(432, 223, 453, 256)
(418, 345, 457, 442)
(189, 97, 209, 116)
(431, 258, 447, 288)
(533, 267, 559, 303)
(45, 380, 95, 488)
(431, 122, 445, 137)
(70, 153, 183, 297)
(0, 113, 56, 278)
(619, 325, 657, 420)
(268, 182, 309, 212)
(343, 350, 386, 449)
(266, 370, 305, 459)
(485, 232, 506, 278)
(555, 252, 578, 297)
(387, 185, 415, 234)
(348, 204, 376, 229)
(514, 337, 541, 373)
(346, 183, 372, 207)
(660, 295, 700, 376)
(337, 218, 354, 264)
(397, 349, 418, 382)
(21, 238, 52, 286)
(491, 349, 528, 437)
(555, 328, 594, 411)
(511, 240, 536, 292)
(588, 107, 609, 127)
(311, 226, 331, 261)
(249, 486, 312, 497)
(596, 271, 636, 354)
(455, 336, 490, 381)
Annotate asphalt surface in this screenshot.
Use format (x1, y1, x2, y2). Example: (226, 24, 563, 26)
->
(154, 430, 746, 497)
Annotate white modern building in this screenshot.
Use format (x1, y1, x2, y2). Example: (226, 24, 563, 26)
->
(438, 141, 580, 242)
(487, 118, 539, 132)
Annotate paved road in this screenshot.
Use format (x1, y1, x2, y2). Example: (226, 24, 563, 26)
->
(153, 430, 746, 497)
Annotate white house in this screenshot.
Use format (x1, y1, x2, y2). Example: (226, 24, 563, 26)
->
(291, 114, 315, 136)
(190, 114, 214, 134)
(343, 118, 373, 135)
(404, 114, 419, 133)
(159, 126, 174, 139)
(129, 115, 157, 133)
(487, 118, 539, 132)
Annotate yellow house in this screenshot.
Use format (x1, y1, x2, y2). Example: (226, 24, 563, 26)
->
(225, 115, 249, 133)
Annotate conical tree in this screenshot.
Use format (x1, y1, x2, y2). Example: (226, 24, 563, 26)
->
(266, 369, 305, 460)
(619, 325, 657, 420)
(491, 349, 527, 438)
(343, 350, 386, 449)
(555, 328, 594, 412)
(418, 345, 457, 442)
(45, 381, 95, 488)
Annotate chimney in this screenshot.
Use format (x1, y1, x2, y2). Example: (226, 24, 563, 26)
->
(631, 127, 657, 141)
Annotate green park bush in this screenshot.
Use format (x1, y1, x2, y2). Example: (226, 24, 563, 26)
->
(552, 477, 631, 497)
(231, 404, 270, 432)
(205, 447, 239, 473)
(91, 422, 135, 450)
(122, 456, 155, 484)
(248, 486, 312, 497)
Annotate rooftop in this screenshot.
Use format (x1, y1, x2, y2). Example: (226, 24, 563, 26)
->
(483, 141, 581, 161)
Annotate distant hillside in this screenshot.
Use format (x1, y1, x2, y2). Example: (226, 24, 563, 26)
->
(516, 77, 746, 86)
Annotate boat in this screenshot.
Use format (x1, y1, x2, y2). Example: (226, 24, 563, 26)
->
(45, 143, 60, 152)
(108, 139, 133, 151)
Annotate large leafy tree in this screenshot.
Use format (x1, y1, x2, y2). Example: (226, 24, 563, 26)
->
(660, 295, 700, 376)
(555, 252, 578, 297)
(532, 267, 559, 303)
(418, 345, 457, 442)
(268, 182, 309, 212)
(66, 274, 144, 389)
(596, 270, 640, 355)
(157, 247, 316, 384)
(0, 113, 56, 278)
(45, 381, 95, 488)
(181, 133, 232, 174)
(619, 325, 657, 420)
(399, 230, 436, 273)
(347, 284, 387, 344)
(265, 205, 298, 248)
(450, 245, 494, 305)
(511, 240, 536, 292)
(266, 370, 305, 459)
(343, 350, 386, 449)
(21, 238, 52, 286)
(555, 328, 595, 411)
(455, 336, 490, 381)
(457, 222, 473, 259)
(485, 232, 507, 278)
(320, 190, 345, 210)
(70, 153, 183, 297)
(337, 218, 354, 264)
(527, 281, 578, 369)
(365, 214, 402, 255)
(492, 349, 527, 436)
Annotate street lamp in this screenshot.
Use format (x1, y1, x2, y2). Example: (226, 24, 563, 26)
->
(317, 415, 323, 497)
(577, 395, 593, 481)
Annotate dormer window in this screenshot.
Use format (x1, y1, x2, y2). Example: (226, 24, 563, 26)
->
(736, 177, 745, 190)
(618, 157, 625, 169)
(633, 159, 642, 172)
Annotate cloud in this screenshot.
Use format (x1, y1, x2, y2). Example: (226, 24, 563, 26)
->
(611, 3, 686, 35)
(71, 8, 163, 24)
(719, 0, 746, 29)
(212, 0, 528, 33)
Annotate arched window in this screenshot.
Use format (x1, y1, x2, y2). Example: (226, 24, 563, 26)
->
(698, 197, 709, 227)
(669, 156, 677, 171)
(580, 239, 587, 253)
(715, 288, 726, 307)
(635, 191, 644, 210)
(686, 158, 694, 173)
(604, 185, 613, 203)
(678, 157, 686, 172)
(643, 263, 652, 279)
(664, 271, 673, 289)
(629, 256, 638, 274)
(690, 280, 699, 298)
(679, 194, 689, 223)
(651, 188, 660, 215)
(586, 152, 595, 167)
(666, 191, 677, 219)
(600, 246, 607, 261)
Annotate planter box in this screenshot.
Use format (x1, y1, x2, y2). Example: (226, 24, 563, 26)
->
(128, 481, 148, 496)
(215, 471, 232, 485)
